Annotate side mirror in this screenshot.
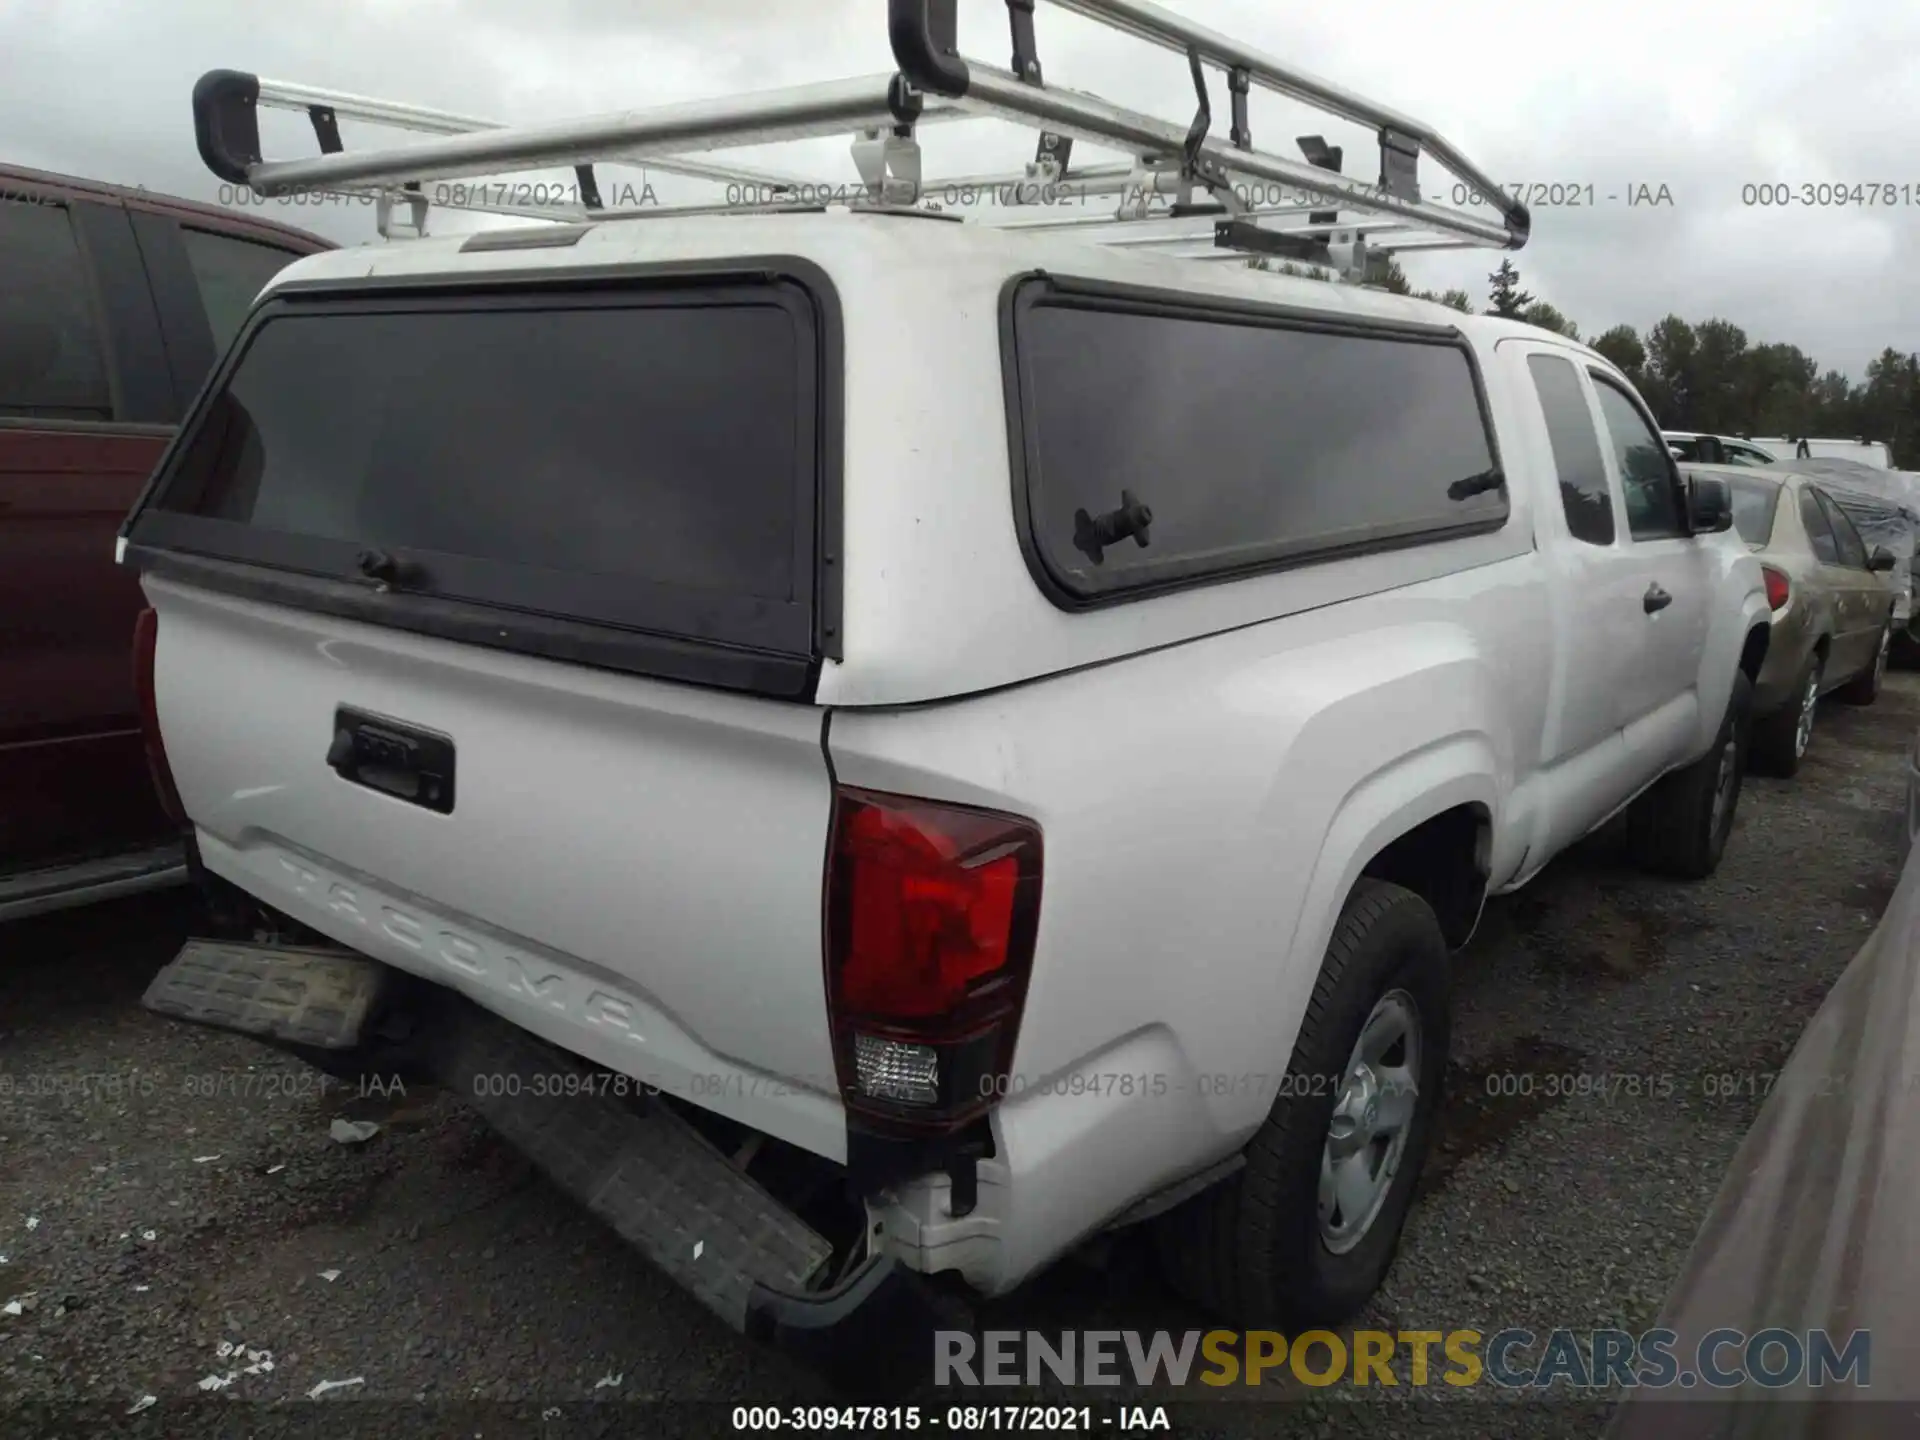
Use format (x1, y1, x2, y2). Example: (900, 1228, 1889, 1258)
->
(1686, 473, 1734, 533)
(1870, 545, 1898, 573)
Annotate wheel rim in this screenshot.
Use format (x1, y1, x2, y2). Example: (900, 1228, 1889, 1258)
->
(1319, 989, 1422, 1255)
(1876, 630, 1890, 689)
(1794, 665, 1820, 758)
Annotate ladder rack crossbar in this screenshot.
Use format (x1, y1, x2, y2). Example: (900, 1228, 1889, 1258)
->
(189, 0, 1527, 272)
(1040, 0, 1519, 231)
(938, 63, 1512, 245)
(250, 78, 820, 194)
(201, 72, 965, 196)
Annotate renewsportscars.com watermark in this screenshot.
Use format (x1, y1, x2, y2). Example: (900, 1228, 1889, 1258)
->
(936, 1328, 1870, 1390)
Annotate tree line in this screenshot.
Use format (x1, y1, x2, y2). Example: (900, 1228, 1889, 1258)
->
(1256, 254, 1919, 468)
(1447, 259, 1917, 467)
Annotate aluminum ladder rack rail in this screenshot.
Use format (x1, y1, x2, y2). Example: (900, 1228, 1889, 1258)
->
(190, 0, 1529, 271)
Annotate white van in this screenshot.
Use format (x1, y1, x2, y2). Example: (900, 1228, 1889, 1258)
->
(1749, 438, 1894, 470)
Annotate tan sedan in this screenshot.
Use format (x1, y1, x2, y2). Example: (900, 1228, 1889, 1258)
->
(1700, 465, 1900, 775)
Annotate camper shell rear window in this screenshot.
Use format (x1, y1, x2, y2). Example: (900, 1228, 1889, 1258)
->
(122, 267, 841, 697)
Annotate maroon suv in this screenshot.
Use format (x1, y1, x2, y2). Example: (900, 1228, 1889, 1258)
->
(0, 165, 331, 921)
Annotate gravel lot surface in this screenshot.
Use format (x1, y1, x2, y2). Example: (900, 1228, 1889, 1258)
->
(3, 675, 1914, 1439)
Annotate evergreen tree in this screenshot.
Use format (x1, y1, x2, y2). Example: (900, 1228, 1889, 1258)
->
(1244, 263, 1920, 466)
(1520, 301, 1579, 341)
(1487, 259, 1534, 318)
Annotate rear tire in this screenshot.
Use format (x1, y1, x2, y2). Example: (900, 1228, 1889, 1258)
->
(1152, 878, 1449, 1327)
(1628, 670, 1752, 879)
(1836, 624, 1891, 705)
(1749, 653, 1819, 778)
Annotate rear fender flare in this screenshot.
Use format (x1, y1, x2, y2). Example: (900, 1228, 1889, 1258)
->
(1266, 735, 1499, 1072)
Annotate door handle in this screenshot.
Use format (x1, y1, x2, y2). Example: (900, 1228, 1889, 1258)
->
(327, 706, 457, 814)
(1643, 583, 1672, 614)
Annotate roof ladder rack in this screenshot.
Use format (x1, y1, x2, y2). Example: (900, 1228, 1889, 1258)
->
(190, 0, 1528, 275)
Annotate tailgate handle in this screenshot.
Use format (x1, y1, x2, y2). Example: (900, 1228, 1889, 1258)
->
(327, 706, 456, 814)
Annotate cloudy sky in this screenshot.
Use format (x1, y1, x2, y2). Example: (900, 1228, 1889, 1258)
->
(4, 0, 1916, 378)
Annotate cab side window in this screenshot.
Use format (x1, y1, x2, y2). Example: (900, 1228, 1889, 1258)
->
(1528, 354, 1615, 545)
(1591, 376, 1686, 539)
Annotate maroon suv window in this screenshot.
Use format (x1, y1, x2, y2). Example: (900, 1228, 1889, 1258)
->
(178, 227, 306, 355)
(0, 197, 113, 420)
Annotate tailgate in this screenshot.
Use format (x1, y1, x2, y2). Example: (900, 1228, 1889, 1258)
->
(120, 264, 848, 1160)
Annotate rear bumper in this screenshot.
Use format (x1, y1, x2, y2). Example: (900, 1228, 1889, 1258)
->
(140, 932, 961, 1392)
(430, 990, 962, 1392)
(171, 836, 1251, 1325)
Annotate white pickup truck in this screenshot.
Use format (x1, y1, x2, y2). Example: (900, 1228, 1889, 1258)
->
(125, 1, 1771, 1389)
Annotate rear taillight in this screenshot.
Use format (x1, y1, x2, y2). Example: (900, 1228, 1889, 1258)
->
(824, 787, 1042, 1133)
(1762, 565, 1791, 611)
(132, 607, 187, 824)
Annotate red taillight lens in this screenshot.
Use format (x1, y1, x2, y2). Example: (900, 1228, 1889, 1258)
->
(825, 787, 1042, 1131)
(838, 804, 1019, 1018)
(1762, 565, 1791, 611)
(132, 607, 187, 824)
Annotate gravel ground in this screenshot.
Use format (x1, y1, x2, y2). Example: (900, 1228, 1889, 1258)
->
(3, 674, 1914, 1439)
